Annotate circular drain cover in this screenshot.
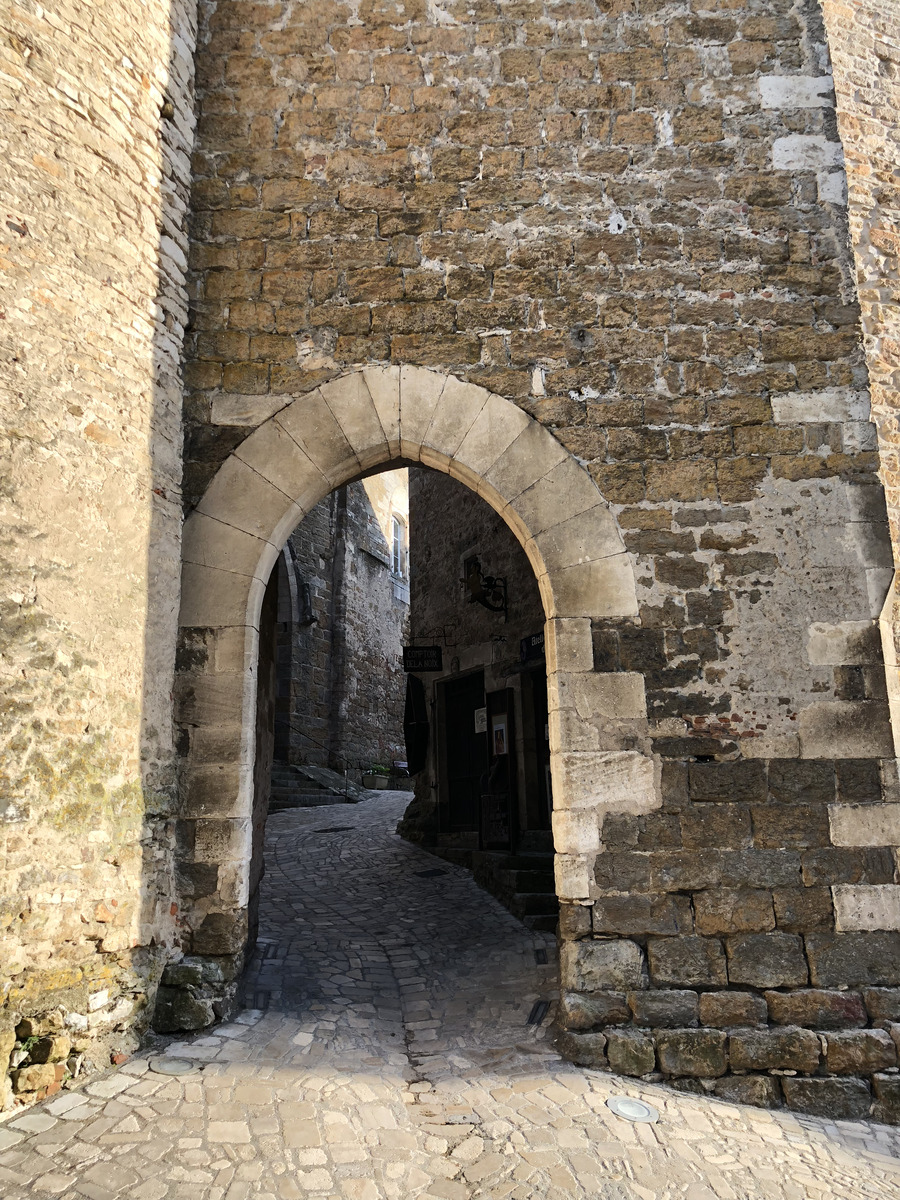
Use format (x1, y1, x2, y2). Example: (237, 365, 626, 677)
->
(606, 1096, 659, 1124)
(150, 1058, 194, 1076)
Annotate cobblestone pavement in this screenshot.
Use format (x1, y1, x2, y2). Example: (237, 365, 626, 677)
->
(3, 792, 900, 1199)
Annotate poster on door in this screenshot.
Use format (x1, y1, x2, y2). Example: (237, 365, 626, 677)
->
(491, 717, 508, 757)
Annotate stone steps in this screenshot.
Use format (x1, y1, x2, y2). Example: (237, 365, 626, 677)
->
(269, 762, 360, 810)
(432, 844, 559, 932)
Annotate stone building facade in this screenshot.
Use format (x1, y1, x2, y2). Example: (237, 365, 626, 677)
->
(275, 469, 409, 777)
(3, 0, 900, 1122)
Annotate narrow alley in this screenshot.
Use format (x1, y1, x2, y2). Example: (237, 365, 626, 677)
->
(1, 793, 899, 1199)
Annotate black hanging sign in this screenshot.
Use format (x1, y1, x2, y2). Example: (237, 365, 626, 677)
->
(402, 645, 443, 672)
(520, 631, 545, 663)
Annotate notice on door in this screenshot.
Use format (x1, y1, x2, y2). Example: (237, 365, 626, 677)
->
(474, 706, 487, 734)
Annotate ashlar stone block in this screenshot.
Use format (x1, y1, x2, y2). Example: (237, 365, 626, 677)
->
(179, 562, 265, 630)
(606, 1029, 655, 1076)
(799, 701, 894, 759)
(648, 936, 727, 988)
(361, 364, 401, 455)
(481, 416, 566, 505)
(699, 992, 767, 1028)
(210, 392, 292, 426)
(726, 933, 808, 988)
(806, 931, 900, 987)
(544, 618, 593, 674)
(421, 374, 488, 463)
(543, 553, 639, 620)
(182, 512, 272, 580)
(559, 938, 645, 992)
(554, 1031, 608, 1069)
(233, 417, 327, 515)
(782, 1076, 871, 1120)
(552, 749, 658, 818)
(824, 1029, 897, 1074)
(765, 989, 867, 1030)
(529, 505, 625, 575)
(191, 818, 252, 865)
(713, 1075, 782, 1109)
(807, 621, 880, 666)
(399, 364, 447, 455)
(655, 1030, 728, 1078)
(628, 989, 699, 1028)
(511, 457, 611, 539)
(729, 1027, 821, 1073)
(758, 75, 834, 109)
(694, 888, 775, 935)
(829, 804, 900, 847)
(549, 671, 647, 721)
(771, 387, 869, 424)
(863, 988, 900, 1023)
(195, 455, 295, 544)
(559, 991, 630, 1030)
(552, 809, 600, 856)
(319, 371, 390, 469)
(554, 854, 591, 900)
(181, 763, 246, 819)
(873, 1074, 900, 1125)
(834, 884, 900, 931)
(771, 134, 843, 171)
(274, 390, 359, 487)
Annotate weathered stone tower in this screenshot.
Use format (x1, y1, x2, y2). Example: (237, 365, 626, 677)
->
(2, 0, 900, 1119)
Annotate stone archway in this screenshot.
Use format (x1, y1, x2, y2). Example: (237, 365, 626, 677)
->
(174, 365, 657, 983)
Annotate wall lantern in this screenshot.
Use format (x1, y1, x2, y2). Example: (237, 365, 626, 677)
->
(461, 555, 508, 622)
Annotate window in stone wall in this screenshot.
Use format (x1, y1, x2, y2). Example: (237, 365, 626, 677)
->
(391, 515, 408, 580)
(391, 514, 409, 604)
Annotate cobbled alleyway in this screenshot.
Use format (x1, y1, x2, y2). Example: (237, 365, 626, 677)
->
(2, 792, 900, 1199)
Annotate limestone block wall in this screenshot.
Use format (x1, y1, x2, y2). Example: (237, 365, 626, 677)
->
(0, 1, 195, 1110)
(176, 0, 900, 1118)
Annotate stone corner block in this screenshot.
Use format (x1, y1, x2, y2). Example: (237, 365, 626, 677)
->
(799, 700, 894, 759)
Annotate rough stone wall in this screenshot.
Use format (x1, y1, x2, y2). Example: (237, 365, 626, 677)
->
(283, 470, 409, 774)
(821, 0, 900, 754)
(283, 493, 339, 766)
(408, 467, 544, 655)
(0, 1, 195, 1109)
(178, 0, 900, 1116)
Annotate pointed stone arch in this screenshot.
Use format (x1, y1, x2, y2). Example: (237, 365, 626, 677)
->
(175, 366, 657, 967)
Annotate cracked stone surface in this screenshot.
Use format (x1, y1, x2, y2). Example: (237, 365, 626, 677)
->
(2, 792, 900, 1198)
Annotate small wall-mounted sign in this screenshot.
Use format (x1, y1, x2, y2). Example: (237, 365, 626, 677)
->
(402, 645, 443, 671)
(520, 631, 545, 663)
(474, 706, 487, 734)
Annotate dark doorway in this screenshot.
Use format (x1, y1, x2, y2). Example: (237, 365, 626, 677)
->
(438, 670, 487, 834)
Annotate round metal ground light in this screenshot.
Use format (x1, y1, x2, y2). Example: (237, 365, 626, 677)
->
(149, 1057, 195, 1076)
(606, 1095, 660, 1123)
